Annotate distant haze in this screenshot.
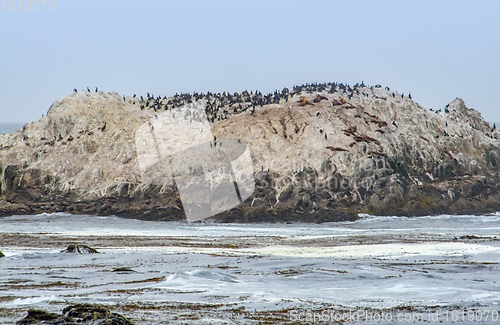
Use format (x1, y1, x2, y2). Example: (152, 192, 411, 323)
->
(0, 123, 24, 134)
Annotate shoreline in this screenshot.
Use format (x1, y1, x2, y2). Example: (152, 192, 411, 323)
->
(2, 193, 500, 223)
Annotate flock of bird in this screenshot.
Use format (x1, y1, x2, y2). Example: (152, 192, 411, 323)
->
(74, 82, 413, 123)
(71, 81, 498, 142)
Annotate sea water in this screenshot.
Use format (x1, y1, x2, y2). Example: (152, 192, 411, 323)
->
(0, 123, 25, 135)
(1, 213, 500, 324)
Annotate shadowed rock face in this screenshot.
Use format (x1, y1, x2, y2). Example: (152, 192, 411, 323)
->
(1, 84, 499, 222)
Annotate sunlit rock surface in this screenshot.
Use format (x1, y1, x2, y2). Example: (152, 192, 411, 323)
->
(1, 84, 499, 221)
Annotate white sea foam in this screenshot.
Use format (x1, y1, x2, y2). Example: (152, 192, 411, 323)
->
(2, 295, 64, 308)
(1, 213, 500, 322)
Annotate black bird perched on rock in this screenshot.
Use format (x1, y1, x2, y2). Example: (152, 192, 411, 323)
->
(87, 87, 90, 92)
(95, 87, 98, 93)
(73, 89, 77, 93)
(133, 94, 136, 98)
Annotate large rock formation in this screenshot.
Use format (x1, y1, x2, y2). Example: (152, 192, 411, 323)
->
(1, 84, 499, 222)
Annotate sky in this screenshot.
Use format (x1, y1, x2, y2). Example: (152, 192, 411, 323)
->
(0, 0, 499, 124)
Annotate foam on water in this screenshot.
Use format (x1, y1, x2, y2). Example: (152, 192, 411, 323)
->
(2, 212, 500, 238)
(3, 295, 64, 308)
(1, 212, 500, 322)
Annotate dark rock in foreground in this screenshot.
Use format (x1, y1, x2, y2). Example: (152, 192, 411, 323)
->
(61, 244, 99, 254)
(16, 303, 133, 325)
(112, 267, 136, 272)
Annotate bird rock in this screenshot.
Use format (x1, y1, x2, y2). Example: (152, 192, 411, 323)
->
(1, 84, 500, 222)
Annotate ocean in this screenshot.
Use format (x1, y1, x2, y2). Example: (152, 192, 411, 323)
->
(0, 123, 25, 135)
(1, 213, 499, 324)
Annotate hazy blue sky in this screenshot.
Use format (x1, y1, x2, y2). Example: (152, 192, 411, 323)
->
(1, 0, 499, 123)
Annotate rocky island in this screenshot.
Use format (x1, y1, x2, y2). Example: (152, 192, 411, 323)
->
(1, 82, 499, 222)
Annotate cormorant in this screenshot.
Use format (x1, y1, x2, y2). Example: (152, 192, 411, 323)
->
(73, 89, 77, 93)
(95, 87, 98, 93)
(133, 94, 136, 98)
(87, 87, 90, 92)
